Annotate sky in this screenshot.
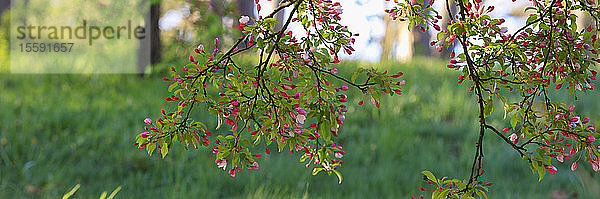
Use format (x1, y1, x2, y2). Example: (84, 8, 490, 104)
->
(160, 0, 532, 62)
(337, 0, 530, 62)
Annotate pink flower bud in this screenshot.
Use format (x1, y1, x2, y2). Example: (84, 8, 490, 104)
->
(283, 84, 296, 90)
(392, 72, 404, 78)
(546, 165, 557, 175)
(197, 44, 205, 53)
(568, 105, 576, 112)
(588, 125, 596, 133)
(214, 38, 219, 47)
(298, 110, 307, 115)
(144, 118, 152, 124)
(582, 117, 590, 124)
(399, 80, 406, 86)
(330, 68, 338, 74)
(588, 135, 596, 142)
(228, 169, 236, 177)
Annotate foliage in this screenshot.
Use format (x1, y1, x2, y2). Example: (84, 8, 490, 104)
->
(387, 0, 600, 198)
(136, 0, 600, 198)
(1, 64, 600, 198)
(62, 184, 121, 199)
(135, 0, 405, 183)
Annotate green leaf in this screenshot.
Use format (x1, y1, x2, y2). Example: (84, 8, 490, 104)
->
(526, 14, 538, 25)
(568, 84, 575, 96)
(312, 168, 324, 175)
(147, 143, 156, 156)
(351, 71, 359, 83)
(62, 184, 80, 199)
(264, 18, 279, 25)
(161, 141, 169, 158)
(320, 121, 332, 143)
(421, 170, 437, 184)
(511, 112, 520, 128)
(332, 169, 343, 184)
(168, 83, 178, 92)
(300, 154, 310, 162)
(216, 115, 223, 130)
(439, 189, 451, 198)
(277, 137, 286, 152)
(432, 190, 440, 199)
(483, 98, 493, 118)
(107, 186, 122, 199)
(532, 161, 545, 181)
(437, 31, 447, 42)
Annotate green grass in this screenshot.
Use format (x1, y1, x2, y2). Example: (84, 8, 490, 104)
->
(1, 59, 599, 198)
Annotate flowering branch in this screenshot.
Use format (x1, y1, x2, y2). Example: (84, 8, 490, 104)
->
(135, 0, 599, 197)
(135, 0, 405, 182)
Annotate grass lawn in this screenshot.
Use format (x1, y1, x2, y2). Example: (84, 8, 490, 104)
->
(1, 59, 599, 198)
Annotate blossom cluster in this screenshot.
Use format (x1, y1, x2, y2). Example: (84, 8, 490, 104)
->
(387, 0, 599, 197)
(135, 0, 405, 182)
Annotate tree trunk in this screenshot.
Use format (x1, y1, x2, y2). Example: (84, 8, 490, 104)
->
(0, 0, 9, 22)
(380, 15, 398, 62)
(138, 1, 161, 77)
(272, 0, 285, 32)
(380, 15, 413, 63)
(150, 3, 161, 65)
(236, 0, 256, 48)
(209, 0, 224, 18)
(237, 0, 256, 22)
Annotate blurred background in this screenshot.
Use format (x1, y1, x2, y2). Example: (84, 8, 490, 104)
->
(1, 0, 599, 198)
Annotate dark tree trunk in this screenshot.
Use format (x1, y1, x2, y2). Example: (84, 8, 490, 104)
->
(0, 0, 9, 21)
(237, 0, 256, 22)
(138, 1, 161, 77)
(209, 0, 224, 17)
(272, 0, 284, 32)
(236, 0, 256, 48)
(150, 3, 161, 65)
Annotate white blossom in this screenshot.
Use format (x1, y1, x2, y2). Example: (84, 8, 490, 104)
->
(239, 16, 250, 24)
